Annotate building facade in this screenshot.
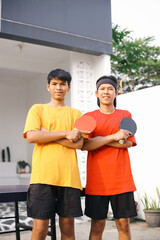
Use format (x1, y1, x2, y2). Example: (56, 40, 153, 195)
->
(0, 0, 112, 186)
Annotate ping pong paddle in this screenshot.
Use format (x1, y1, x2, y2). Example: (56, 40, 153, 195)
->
(74, 115, 96, 134)
(119, 117, 137, 144)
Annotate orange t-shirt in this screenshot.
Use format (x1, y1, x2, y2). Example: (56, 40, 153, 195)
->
(85, 109, 137, 196)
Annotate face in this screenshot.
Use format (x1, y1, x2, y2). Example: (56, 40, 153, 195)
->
(95, 83, 118, 106)
(47, 78, 70, 100)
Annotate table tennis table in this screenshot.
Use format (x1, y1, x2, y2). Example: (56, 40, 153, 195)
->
(0, 185, 85, 240)
(0, 185, 56, 240)
(0, 185, 28, 240)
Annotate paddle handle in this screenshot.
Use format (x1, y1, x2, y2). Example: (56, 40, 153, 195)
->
(119, 139, 124, 144)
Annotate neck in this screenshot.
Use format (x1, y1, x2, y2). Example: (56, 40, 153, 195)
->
(48, 99, 65, 108)
(100, 105, 115, 114)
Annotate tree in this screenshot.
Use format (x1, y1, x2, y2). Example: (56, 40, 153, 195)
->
(111, 24, 160, 93)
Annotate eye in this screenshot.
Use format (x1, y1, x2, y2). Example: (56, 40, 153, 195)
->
(99, 87, 105, 90)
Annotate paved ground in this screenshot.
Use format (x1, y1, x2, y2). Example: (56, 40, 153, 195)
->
(1, 219, 160, 240)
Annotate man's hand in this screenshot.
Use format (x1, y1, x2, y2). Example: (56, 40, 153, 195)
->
(113, 129, 131, 142)
(65, 129, 81, 142)
(41, 127, 81, 142)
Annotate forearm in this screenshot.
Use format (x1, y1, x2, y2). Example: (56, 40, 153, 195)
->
(55, 137, 84, 149)
(106, 140, 133, 148)
(82, 135, 115, 151)
(26, 130, 66, 143)
(82, 129, 132, 151)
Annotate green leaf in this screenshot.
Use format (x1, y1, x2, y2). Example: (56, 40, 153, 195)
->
(111, 24, 160, 93)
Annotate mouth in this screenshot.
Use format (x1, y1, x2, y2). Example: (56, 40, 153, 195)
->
(103, 96, 110, 99)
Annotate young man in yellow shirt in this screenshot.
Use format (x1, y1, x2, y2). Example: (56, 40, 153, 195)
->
(23, 69, 84, 240)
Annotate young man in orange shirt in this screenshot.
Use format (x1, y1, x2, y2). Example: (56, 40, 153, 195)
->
(82, 75, 137, 240)
(23, 69, 85, 240)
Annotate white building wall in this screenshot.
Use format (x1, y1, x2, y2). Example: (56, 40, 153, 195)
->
(117, 86, 160, 219)
(93, 54, 111, 80)
(0, 78, 28, 163)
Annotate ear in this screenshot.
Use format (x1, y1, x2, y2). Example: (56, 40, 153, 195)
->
(115, 90, 118, 97)
(67, 84, 71, 92)
(95, 90, 98, 98)
(47, 83, 50, 91)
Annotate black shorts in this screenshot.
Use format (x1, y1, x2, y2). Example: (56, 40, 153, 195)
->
(27, 184, 83, 219)
(85, 192, 137, 220)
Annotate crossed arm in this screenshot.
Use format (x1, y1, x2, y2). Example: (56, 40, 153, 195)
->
(26, 128, 84, 149)
(82, 129, 133, 151)
(26, 127, 132, 151)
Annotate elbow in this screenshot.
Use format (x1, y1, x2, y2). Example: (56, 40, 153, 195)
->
(77, 146, 82, 150)
(27, 137, 35, 143)
(129, 143, 133, 148)
(81, 145, 86, 151)
(76, 142, 83, 150)
(129, 140, 133, 147)
(26, 132, 36, 143)
(81, 143, 89, 151)
(126, 140, 133, 148)
(75, 138, 84, 150)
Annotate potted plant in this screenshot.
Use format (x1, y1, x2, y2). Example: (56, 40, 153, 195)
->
(141, 187, 160, 227)
(17, 160, 26, 174)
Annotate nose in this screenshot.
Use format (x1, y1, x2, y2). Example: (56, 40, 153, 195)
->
(104, 88, 109, 94)
(56, 84, 62, 90)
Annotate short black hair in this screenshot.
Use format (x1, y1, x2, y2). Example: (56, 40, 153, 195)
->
(47, 69, 72, 85)
(96, 75, 118, 108)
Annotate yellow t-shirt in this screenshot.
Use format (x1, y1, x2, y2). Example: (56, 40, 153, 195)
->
(23, 104, 82, 190)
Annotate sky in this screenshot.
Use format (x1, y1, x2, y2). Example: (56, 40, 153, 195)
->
(111, 0, 160, 46)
